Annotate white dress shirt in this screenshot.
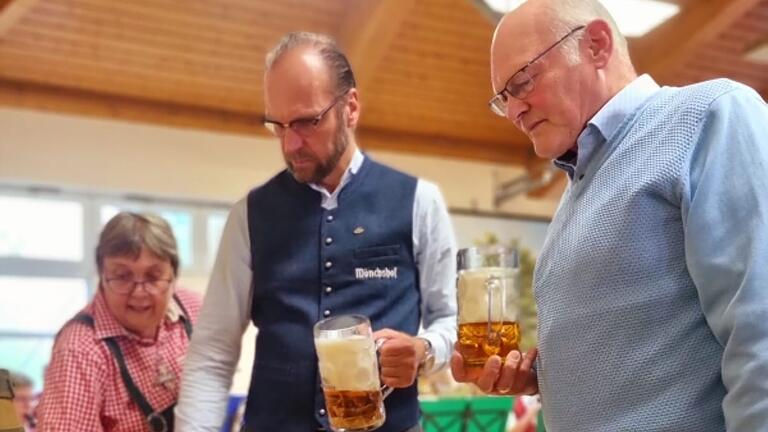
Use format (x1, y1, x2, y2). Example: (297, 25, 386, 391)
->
(175, 150, 457, 431)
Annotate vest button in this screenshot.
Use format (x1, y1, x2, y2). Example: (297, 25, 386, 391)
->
(324, 261, 333, 269)
(323, 309, 331, 317)
(325, 237, 333, 245)
(325, 286, 333, 294)
(319, 408, 326, 416)
(326, 214, 334, 222)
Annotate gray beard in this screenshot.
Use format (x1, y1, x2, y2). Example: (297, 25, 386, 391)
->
(288, 112, 350, 185)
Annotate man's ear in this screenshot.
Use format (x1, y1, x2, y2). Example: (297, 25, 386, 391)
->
(345, 88, 361, 128)
(583, 19, 613, 69)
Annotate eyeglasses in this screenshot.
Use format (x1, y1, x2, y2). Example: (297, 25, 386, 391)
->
(263, 93, 347, 138)
(489, 25, 586, 117)
(104, 275, 173, 295)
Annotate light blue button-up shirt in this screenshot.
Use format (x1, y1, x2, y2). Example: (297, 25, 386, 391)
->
(537, 76, 768, 431)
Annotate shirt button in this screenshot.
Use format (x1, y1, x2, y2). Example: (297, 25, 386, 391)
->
(326, 215, 334, 222)
(324, 261, 333, 269)
(325, 237, 333, 245)
(323, 310, 331, 317)
(325, 286, 333, 294)
(319, 408, 326, 416)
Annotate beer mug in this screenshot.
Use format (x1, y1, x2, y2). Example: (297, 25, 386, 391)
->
(456, 246, 520, 373)
(314, 315, 392, 432)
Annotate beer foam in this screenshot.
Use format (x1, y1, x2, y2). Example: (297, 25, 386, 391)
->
(457, 267, 519, 324)
(315, 335, 380, 391)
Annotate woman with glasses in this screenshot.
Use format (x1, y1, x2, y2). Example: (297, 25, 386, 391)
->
(38, 212, 201, 432)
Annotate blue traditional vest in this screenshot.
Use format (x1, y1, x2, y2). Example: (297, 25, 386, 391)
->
(243, 158, 421, 432)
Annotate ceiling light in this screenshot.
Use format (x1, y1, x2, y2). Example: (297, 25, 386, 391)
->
(483, 0, 525, 14)
(598, 0, 680, 37)
(479, 0, 680, 38)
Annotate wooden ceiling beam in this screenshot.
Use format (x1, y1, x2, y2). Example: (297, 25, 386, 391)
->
(0, 0, 38, 36)
(523, 160, 568, 200)
(631, 0, 762, 82)
(357, 126, 527, 166)
(335, 0, 416, 93)
(3, 26, 262, 84)
(0, 49, 260, 112)
(0, 78, 531, 166)
(526, 172, 568, 200)
(0, 78, 264, 136)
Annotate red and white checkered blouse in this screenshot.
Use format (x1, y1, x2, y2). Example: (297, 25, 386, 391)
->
(38, 288, 201, 432)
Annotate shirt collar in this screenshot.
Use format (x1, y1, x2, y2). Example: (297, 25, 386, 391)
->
(555, 74, 660, 178)
(589, 74, 660, 143)
(307, 148, 364, 196)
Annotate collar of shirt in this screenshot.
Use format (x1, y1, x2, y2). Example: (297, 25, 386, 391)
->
(554, 74, 660, 180)
(307, 148, 364, 210)
(90, 291, 183, 342)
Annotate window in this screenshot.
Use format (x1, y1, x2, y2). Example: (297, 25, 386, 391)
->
(100, 205, 194, 269)
(0, 186, 231, 391)
(0, 197, 83, 261)
(0, 277, 88, 334)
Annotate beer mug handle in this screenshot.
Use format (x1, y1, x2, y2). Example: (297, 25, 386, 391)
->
(485, 275, 503, 339)
(375, 338, 394, 399)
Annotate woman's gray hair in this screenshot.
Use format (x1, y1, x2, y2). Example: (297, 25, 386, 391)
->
(545, 0, 631, 65)
(265, 32, 357, 96)
(96, 212, 179, 276)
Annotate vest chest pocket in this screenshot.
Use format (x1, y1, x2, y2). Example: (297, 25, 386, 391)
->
(351, 244, 404, 287)
(353, 244, 401, 260)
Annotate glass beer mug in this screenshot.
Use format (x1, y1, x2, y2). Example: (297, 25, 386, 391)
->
(457, 246, 521, 372)
(314, 315, 392, 432)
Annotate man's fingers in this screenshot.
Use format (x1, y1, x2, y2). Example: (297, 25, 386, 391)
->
(380, 365, 415, 388)
(378, 339, 415, 358)
(450, 350, 467, 382)
(476, 355, 502, 393)
(518, 347, 539, 394)
(495, 350, 521, 393)
(372, 329, 399, 341)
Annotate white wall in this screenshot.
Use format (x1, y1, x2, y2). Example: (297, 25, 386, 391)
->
(0, 108, 558, 216)
(0, 107, 558, 394)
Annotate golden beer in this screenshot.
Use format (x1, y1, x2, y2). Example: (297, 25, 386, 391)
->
(458, 321, 520, 371)
(456, 248, 520, 373)
(323, 389, 385, 431)
(314, 316, 388, 432)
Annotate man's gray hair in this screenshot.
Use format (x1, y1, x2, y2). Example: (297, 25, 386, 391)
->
(265, 32, 357, 95)
(544, 0, 631, 65)
(96, 212, 179, 276)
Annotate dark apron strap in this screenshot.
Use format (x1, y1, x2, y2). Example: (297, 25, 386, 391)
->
(172, 293, 193, 339)
(102, 337, 168, 432)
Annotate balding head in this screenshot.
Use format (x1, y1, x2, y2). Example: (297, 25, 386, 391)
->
(489, 0, 637, 159)
(265, 32, 356, 98)
(492, 0, 633, 91)
(262, 32, 361, 192)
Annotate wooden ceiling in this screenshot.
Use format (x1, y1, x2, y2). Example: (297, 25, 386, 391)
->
(0, 0, 766, 167)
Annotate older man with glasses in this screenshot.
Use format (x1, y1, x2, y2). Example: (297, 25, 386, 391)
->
(176, 32, 457, 432)
(451, 1, 768, 431)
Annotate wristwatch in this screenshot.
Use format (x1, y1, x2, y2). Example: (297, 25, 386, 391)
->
(417, 337, 435, 376)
